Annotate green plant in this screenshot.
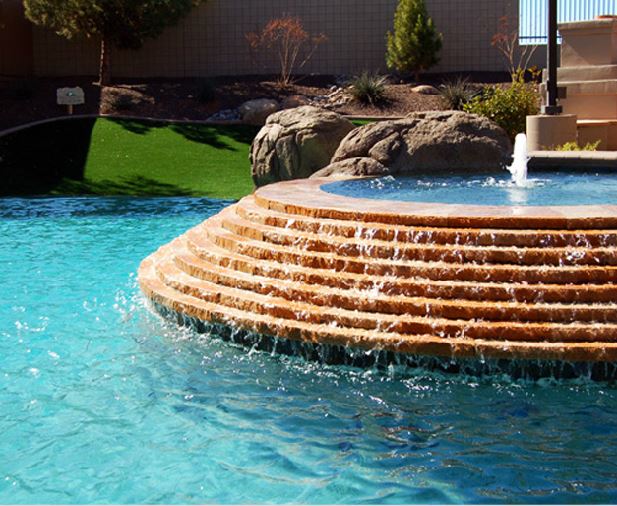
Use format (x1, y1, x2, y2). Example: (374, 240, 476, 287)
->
(196, 78, 216, 103)
(554, 140, 601, 151)
(439, 76, 475, 110)
(349, 72, 389, 106)
(463, 80, 540, 142)
(23, 0, 204, 86)
(386, 0, 442, 81)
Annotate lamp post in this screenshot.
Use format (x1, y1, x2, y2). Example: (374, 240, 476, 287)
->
(542, 0, 562, 114)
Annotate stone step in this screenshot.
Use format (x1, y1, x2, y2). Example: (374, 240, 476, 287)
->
(558, 64, 617, 83)
(179, 229, 617, 304)
(192, 217, 617, 285)
(139, 255, 617, 363)
(223, 206, 617, 267)
(139, 177, 617, 365)
(171, 236, 617, 323)
(236, 196, 617, 248)
(153, 244, 617, 344)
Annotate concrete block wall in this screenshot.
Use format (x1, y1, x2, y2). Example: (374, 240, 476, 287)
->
(0, 1, 33, 76)
(24, 0, 533, 78)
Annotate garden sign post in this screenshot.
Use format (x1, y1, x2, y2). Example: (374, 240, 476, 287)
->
(56, 87, 85, 115)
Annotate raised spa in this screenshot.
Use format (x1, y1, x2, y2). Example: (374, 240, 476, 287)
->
(322, 170, 617, 207)
(139, 174, 617, 378)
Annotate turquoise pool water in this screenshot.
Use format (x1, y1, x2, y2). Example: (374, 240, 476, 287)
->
(322, 171, 617, 206)
(2, 196, 617, 504)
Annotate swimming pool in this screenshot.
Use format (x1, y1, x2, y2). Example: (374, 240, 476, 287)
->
(2, 196, 617, 504)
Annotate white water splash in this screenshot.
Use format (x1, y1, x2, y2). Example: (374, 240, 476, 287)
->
(507, 133, 529, 187)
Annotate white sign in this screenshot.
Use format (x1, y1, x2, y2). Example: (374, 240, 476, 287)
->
(57, 87, 85, 106)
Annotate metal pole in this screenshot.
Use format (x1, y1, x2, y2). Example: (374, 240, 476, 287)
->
(542, 0, 562, 114)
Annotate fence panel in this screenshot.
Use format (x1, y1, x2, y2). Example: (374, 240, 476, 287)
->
(520, 0, 617, 44)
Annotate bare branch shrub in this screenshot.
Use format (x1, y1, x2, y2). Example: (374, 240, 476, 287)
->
(491, 16, 538, 81)
(246, 16, 327, 87)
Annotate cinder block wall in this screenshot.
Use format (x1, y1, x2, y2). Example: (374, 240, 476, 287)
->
(0, 1, 33, 76)
(28, 0, 532, 78)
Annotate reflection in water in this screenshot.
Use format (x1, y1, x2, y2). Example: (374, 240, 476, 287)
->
(506, 184, 528, 205)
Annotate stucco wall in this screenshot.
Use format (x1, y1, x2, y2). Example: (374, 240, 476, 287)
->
(25, 0, 533, 78)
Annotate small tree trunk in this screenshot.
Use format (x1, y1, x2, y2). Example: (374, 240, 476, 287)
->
(97, 36, 111, 86)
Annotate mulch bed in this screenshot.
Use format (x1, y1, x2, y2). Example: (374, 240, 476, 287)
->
(0, 73, 508, 131)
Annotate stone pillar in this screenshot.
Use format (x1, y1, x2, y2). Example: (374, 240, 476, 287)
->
(526, 114, 578, 151)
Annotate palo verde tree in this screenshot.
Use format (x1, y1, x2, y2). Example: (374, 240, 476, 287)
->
(23, 0, 203, 85)
(386, 0, 442, 81)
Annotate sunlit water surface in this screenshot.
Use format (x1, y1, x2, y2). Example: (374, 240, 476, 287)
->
(1, 197, 617, 504)
(322, 171, 617, 206)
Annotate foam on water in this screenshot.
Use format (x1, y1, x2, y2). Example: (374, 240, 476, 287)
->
(323, 170, 617, 207)
(2, 197, 617, 504)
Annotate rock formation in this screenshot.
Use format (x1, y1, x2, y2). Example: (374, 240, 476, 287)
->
(312, 111, 511, 178)
(250, 106, 355, 187)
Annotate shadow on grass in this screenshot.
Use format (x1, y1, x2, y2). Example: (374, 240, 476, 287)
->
(108, 118, 259, 149)
(0, 116, 257, 197)
(1, 118, 96, 195)
(51, 175, 199, 197)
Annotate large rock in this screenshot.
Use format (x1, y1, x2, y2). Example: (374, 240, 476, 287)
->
(412, 84, 440, 95)
(250, 106, 355, 187)
(311, 158, 389, 178)
(239, 98, 280, 126)
(321, 111, 511, 177)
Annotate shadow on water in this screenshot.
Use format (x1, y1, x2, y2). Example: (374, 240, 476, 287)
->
(0, 118, 96, 195)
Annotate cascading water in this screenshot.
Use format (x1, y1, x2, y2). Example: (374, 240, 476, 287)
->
(507, 133, 529, 187)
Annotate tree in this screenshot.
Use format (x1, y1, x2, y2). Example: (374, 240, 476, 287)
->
(386, 0, 442, 81)
(23, 0, 203, 86)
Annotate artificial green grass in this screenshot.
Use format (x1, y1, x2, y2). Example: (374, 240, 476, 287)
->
(1, 118, 260, 200)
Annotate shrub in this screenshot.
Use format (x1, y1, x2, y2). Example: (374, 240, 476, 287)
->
(463, 80, 539, 142)
(491, 15, 538, 81)
(246, 16, 327, 87)
(196, 79, 216, 103)
(439, 76, 475, 110)
(349, 72, 389, 106)
(554, 140, 601, 151)
(7, 79, 36, 100)
(386, 0, 442, 81)
(111, 93, 136, 111)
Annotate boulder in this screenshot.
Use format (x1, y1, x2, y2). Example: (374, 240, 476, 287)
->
(311, 158, 389, 178)
(239, 98, 280, 125)
(412, 84, 440, 95)
(250, 106, 355, 187)
(321, 111, 511, 177)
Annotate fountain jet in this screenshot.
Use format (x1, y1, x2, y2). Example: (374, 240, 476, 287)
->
(507, 133, 528, 187)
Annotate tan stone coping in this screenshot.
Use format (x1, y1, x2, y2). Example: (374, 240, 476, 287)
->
(560, 18, 617, 32)
(529, 150, 617, 172)
(255, 176, 617, 230)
